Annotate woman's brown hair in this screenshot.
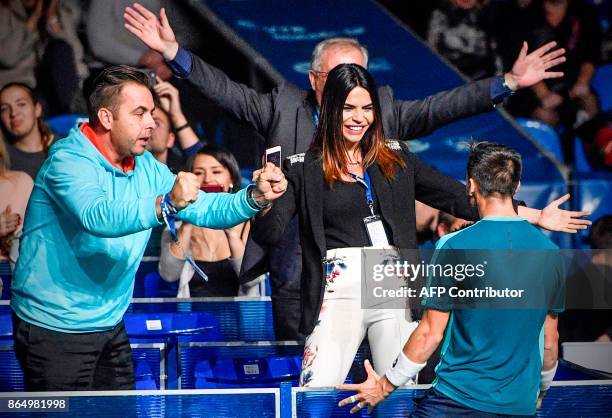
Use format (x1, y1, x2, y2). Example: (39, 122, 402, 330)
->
(310, 63, 405, 188)
(0, 82, 54, 154)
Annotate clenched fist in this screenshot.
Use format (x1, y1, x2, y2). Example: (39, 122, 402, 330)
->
(0, 206, 21, 238)
(169, 171, 200, 210)
(252, 163, 288, 206)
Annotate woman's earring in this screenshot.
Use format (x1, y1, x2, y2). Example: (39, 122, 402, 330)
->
(229, 184, 234, 193)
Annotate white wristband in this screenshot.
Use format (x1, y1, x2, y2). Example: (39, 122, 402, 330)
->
(540, 361, 558, 392)
(385, 351, 426, 388)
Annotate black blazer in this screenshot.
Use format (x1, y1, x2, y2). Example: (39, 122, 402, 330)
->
(251, 143, 481, 335)
(185, 52, 498, 286)
(186, 51, 494, 155)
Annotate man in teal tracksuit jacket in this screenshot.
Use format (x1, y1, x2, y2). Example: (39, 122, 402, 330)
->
(10, 65, 287, 391)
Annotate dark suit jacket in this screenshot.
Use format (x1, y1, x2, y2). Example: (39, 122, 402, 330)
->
(251, 144, 482, 335)
(185, 52, 496, 285)
(187, 51, 494, 155)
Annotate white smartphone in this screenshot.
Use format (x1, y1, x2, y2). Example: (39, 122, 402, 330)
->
(265, 146, 282, 168)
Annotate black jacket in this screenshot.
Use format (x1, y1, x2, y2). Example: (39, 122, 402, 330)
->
(186, 51, 495, 155)
(183, 52, 498, 288)
(251, 143, 481, 335)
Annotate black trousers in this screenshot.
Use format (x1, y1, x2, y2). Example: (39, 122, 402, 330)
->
(12, 312, 135, 391)
(268, 218, 305, 341)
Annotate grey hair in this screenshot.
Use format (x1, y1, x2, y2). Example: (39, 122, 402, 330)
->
(310, 38, 369, 71)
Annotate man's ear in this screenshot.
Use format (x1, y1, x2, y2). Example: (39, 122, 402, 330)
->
(308, 70, 317, 91)
(468, 178, 477, 195)
(98, 108, 113, 130)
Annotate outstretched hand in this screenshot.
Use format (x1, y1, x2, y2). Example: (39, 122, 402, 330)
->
(506, 41, 566, 90)
(124, 3, 178, 60)
(538, 193, 591, 233)
(337, 360, 392, 414)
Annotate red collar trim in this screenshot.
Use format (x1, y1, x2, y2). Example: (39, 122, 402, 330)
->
(80, 123, 135, 173)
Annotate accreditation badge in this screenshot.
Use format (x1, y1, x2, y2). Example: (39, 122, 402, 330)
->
(363, 214, 389, 247)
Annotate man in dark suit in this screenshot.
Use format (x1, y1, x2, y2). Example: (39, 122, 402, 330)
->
(125, 4, 569, 340)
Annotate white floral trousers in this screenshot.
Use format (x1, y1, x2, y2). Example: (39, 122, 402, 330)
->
(300, 247, 418, 387)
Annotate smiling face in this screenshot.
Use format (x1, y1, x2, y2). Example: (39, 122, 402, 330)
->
(0, 85, 42, 140)
(341, 86, 374, 147)
(104, 82, 156, 159)
(192, 153, 233, 191)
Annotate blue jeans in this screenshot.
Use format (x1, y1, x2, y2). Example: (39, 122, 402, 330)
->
(410, 388, 535, 418)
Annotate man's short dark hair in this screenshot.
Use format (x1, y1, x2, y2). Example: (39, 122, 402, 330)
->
(589, 215, 612, 249)
(87, 65, 152, 126)
(467, 142, 522, 198)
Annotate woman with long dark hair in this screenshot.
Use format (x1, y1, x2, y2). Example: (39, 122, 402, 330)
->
(159, 145, 253, 297)
(0, 82, 55, 179)
(252, 63, 581, 387)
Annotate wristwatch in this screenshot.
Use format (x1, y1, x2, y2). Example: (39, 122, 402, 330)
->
(247, 185, 272, 210)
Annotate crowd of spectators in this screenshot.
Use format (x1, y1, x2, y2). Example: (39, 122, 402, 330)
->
(384, 0, 612, 166)
(0, 0, 609, 346)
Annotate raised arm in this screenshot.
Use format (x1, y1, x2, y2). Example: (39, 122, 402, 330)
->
(411, 151, 591, 232)
(177, 163, 287, 229)
(154, 79, 201, 150)
(516, 194, 591, 233)
(394, 41, 566, 140)
(411, 151, 480, 221)
(124, 3, 274, 135)
(44, 151, 166, 237)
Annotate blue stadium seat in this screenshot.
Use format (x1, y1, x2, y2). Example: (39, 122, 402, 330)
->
(592, 64, 612, 111)
(193, 357, 301, 388)
(140, 272, 179, 298)
(124, 311, 223, 343)
(181, 341, 372, 389)
(0, 261, 11, 300)
(46, 114, 88, 138)
(134, 360, 158, 390)
(195, 360, 216, 388)
(0, 347, 24, 391)
(132, 259, 160, 297)
(517, 118, 564, 163)
(182, 341, 303, 389)
(267, 355, 302, 379)
(0, 313, 12, 341)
